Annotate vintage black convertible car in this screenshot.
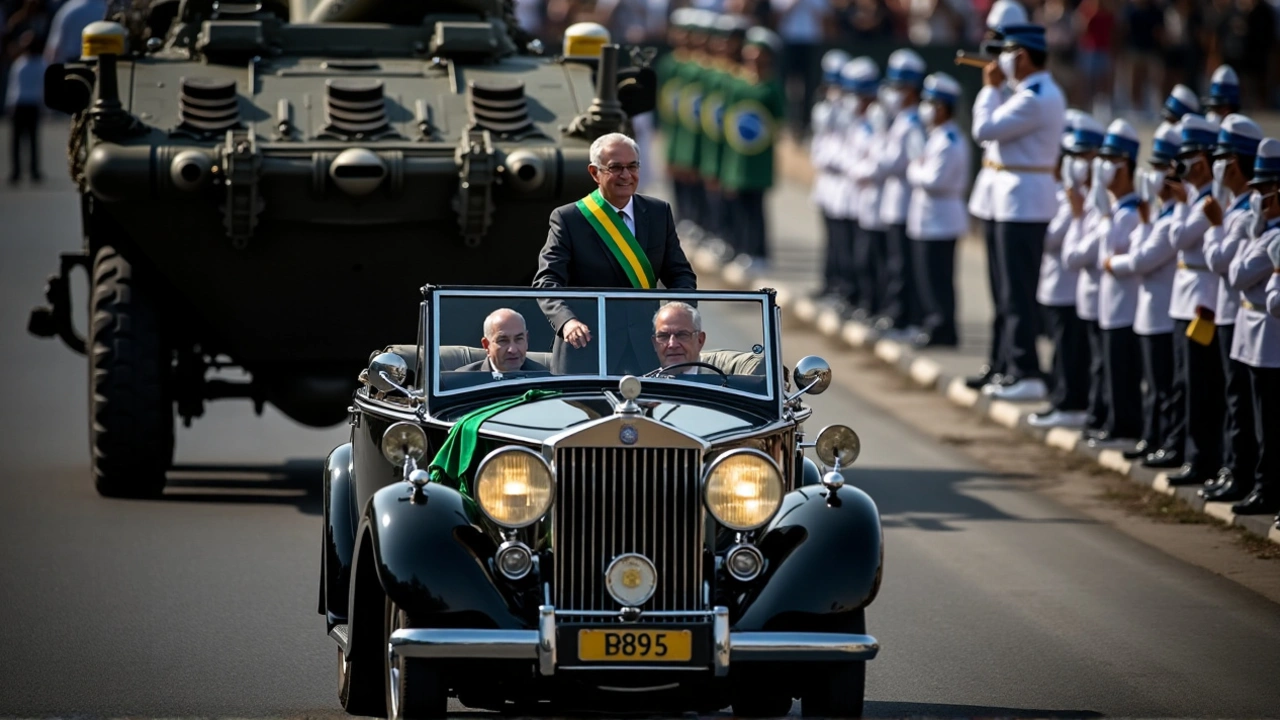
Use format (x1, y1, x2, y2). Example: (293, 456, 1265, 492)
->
(318, 286, 883, 718)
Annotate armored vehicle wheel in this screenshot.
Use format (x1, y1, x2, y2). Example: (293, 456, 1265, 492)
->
(88, 246, 174, 498)
(800, 661, 865, 718)
(385, 599, 447, 720)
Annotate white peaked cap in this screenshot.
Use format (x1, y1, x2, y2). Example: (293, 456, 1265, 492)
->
(1068, 109, 1104, 136)
(887, 48, 926, 73)
(987, 0, 1029, 30)
(1106, 118, 1139, 141)
(840, 56, 880, 83)
(1212, 65, 1240, 85)
(921, 72, 961, 104)
(822, 49, 851, 74)
(1155, 121, 1181, 147)
(1220, 114, 1264, 140)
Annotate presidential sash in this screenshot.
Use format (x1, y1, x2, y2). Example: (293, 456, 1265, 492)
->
(575, 190, 657, 289)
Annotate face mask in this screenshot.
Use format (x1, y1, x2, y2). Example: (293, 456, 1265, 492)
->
(878, 87, 902, 115)
(1147, 168, 1169, 203)
(1212, 158, 1234, 205)
(1174, 154, 1203, 179)
(1206, 111, 1222, 125)
(1071, 157, 1092, 186)
(1098, 159, 1118, 187)
(1136, 168, 1151, 203)
(998, 50, 1019, 80)
(918, 102, 937, 128)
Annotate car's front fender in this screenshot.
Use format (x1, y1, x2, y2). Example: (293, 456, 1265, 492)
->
(734, 484, 883, 630)
(360, 481, 526, 629)
(322, 442, 357, 621)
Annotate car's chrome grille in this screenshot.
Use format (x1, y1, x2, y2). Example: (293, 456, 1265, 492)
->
(554, 447, 706, 623)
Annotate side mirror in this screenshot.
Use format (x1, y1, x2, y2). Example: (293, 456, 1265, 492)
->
(368, 352, 410, 395)
(790, 355, 832, 397)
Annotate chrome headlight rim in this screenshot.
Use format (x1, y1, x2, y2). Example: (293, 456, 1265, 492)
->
(701, 447, 785, 532)
(381, 421, 428, 466)
(474, 445, 556, 529)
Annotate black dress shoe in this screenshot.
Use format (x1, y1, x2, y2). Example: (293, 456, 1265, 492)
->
(1199, 469, 1229, 497)
(1123, 441, 1151, 459)
(1166, 463, 1213, 485)
(1083, 428, 1109, 441)
(964, 365, 997, 390)
(1142, 448, 1182, 468)
(1232, 487, 1279, 515)
(1203, 475, 1254, 503)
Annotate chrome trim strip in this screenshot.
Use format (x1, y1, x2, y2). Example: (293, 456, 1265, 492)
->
(729, 632, 880, 662)
(553, 609, 717, 618)
(538, 605, 556, 676)
(713, 607, 730, 677)
(557, 666, 709, 672)
(329, 623, 350, 653)
(389, 628, 539, 660)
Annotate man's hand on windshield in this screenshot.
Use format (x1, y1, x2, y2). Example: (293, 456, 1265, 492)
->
(563, 319, 592, 349)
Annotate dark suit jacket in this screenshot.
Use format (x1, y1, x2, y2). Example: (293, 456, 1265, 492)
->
(457, 356, 550, 373)
(532, 194, 697, 374)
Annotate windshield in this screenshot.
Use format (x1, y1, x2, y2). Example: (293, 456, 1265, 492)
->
(428, 289, 776, 401)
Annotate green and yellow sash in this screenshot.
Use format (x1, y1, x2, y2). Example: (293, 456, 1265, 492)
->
(576, 189, 657, 289)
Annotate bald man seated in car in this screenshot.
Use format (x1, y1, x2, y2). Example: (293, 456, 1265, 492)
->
(459, 309, 550, 373)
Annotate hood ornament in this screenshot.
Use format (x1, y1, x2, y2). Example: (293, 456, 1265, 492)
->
(614, 375, 642, 415)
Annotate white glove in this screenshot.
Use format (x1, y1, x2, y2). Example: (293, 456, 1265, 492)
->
(1089, 176, 1111, 217)
(906, 127, 925, 161)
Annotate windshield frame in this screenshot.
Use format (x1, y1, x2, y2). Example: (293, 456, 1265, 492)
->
(421, 286, 781, 412)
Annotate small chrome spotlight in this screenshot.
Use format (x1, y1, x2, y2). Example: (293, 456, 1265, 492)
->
(495, 540, 533, 580)
(724, 544, 764, 582)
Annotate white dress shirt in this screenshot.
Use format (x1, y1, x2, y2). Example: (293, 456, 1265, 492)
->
(1097, 193, 1143, 330)
(968, 87, 1012, 221)
(1108, 201, 1185, 335)
(847, 112, 886, 231)
(874, 105, 925, 227)
(1266, 272, 1280, 319)
(607, 196, 636, 236)
(1203, 193, 1254, 326)
(1228, 221, 1280, 368)
(810, 94, 855, 220)
(1038, 186, 1077, 307)
(1062, 205, 1106, 322)
(906, 119, 971, 240)
(971, 70, 1067, 223)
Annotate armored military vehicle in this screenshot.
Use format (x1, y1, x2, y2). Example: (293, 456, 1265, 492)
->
(29, 0, 655, 498)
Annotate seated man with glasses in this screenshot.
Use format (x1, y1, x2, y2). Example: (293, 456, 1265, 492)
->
(534, 132, 698, 375)
(650, 301, 709, 374)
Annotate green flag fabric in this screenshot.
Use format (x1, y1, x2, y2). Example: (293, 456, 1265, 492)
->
(427, 389, 561, 494)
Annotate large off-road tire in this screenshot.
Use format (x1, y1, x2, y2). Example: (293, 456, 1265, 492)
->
(385, 599, 448, 720)
(88, 245, 174, 498)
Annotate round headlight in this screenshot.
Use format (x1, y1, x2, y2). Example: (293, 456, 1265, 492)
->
(474, 446, 554, 528)
(382, 422, 427, 465)
(703, 449, 784, 531)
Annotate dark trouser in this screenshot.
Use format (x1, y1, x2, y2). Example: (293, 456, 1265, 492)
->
(1138, 332, 1178, 450)
(1085, 319, 1109, 431)
(9, 104, 40, 180)
(853, 225, 887, 315)
(1103, 326, 1144, 440)
(981, 219, 1006, 373)
(1043, 305, 1091, 412)
(673, 179, 693, 225)
(821, 214, 855, 298)
(703, 186, 726, 243)
(1173, 319, 1224, 472)
(1219, 325, 1258, 481)
(839, 219, 859, 304)
(995, 221, 1049, 381)
(882, 223, 922, 328)
(733, 189, 768, 260)
(783, 42, 818, 135)
(1249, 366, 1279, 491)
(912, 238, 957, 344)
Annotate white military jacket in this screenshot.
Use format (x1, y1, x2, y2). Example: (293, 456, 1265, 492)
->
(1062, 205, 1106, 321)
(810, 94, 855, 220)
(848, 107, 888, 232)
(872, 105, 924, 227)
(968, 85, 1010, 221)
(1169, 183, 1217, 320)
(1037, 186, 1077, 306)
(1097, 193, 1143, 330)
(971, 71, 1067, 223)
(1108, 200, 1185, 335)
(1203, 193, 1253, 326)
(906, 120, 971, 241)
(1269, 273, 1280, 318)
(1228, 222, 1280, 368)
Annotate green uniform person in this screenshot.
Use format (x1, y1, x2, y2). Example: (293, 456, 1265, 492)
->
(720, 26, 786, 266)
(657, 9, 695, 224)
(669, 10, 715, 230)
(697, 14, 748, 243)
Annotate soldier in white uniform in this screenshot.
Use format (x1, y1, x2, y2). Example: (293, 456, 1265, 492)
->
(1104, 122, 1186, 463)
(972, 24, 1067, 401)
(811, 49, 852, 302)
(965, 0, 1031, 390)
(849, 80, 891, 320)
(1030, 110, 1103, 429)
(868, 49, 928, 337)
(833, 58, 882, 316)
(1224, 139, 1280, 517)
(906, 72, 970, 347)
(1268, 244, 1280, 320)
(1200, 114, 1264, 502)
(1164, 114, 1226, 486)
(1202, 65, 1241, 125)
(1161, 84, 1201, 123)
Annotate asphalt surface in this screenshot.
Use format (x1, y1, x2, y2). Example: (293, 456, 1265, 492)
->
(3, 119, 1280, 718)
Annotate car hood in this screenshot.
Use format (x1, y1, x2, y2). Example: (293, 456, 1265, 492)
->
(447, 396, 774, 443)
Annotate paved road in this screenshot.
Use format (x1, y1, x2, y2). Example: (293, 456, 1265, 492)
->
(2, 119, 1280, 718)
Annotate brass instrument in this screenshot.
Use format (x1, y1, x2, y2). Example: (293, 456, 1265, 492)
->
(954, 50, 992, 68)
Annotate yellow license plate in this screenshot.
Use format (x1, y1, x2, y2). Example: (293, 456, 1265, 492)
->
(577, 629, 693, 662)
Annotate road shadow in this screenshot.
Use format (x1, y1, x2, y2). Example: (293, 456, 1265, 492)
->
(159, 458, 323, 515)
(843, 466, 1096, 533)
(864, 701, 1105, 718)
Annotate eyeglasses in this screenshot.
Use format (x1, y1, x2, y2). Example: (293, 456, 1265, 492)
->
(654, 330, 694, 343)
(599, 162, 641, 175)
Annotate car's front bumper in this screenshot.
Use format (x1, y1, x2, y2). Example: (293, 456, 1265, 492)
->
(386, 606, 879, 676)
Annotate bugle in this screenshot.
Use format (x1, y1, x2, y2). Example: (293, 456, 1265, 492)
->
(954, 50, 991, 68)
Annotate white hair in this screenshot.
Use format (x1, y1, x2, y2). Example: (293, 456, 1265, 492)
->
(653, 301, 701, 332)
(589, 132, 640, 168)
(483, 308, 526, 340)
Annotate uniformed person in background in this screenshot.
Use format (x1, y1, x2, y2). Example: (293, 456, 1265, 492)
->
(1101, 121, 1186, 465)
(1161, 84, 1201, 123)
(965, 0, 1031, 390)
(657, 8, 694, 223)
(836, 58, 883, 318)
(1165, 114, 1225, 486)
(811, 49, 853, 302)
(1200, 114, 1264, 501)
(696, 14, 749, 251)
(972, 23, 1066, 401)
(1028, 109, 1102, 429)
(869, 49, 928, 338)
(719, 26, 786, 269)
(669, 10, 715, 233)
(848, 63, 890, 321)
(1202, 65, 1241, 125)
(1223, 138, 1280, 517)
(905, 72, 970, 347)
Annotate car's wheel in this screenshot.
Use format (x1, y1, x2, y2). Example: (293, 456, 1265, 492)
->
(88, 245, 174, 498)
(731, 665, 795, 717)
(338, 644, 384, 716)
(385, 598, 447, 720)
(800, 661, 865, 718)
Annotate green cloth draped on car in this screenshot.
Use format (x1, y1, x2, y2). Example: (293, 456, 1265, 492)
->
(427, 389, 561, 494)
